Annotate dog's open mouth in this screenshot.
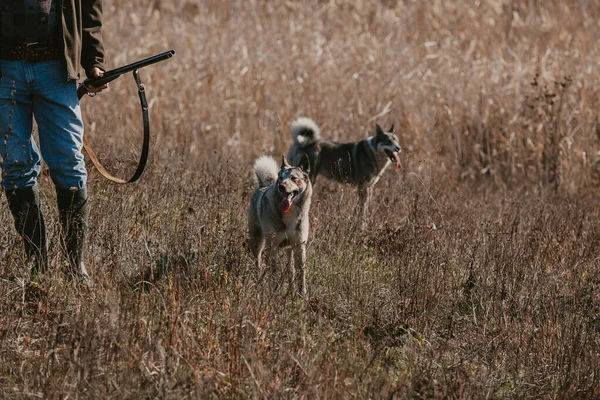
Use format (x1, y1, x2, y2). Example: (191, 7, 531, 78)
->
(385, 149, 402, 170)
(280, 191, 298, 213)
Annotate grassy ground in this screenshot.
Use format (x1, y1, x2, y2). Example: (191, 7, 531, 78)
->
(1, 1, 600, 398)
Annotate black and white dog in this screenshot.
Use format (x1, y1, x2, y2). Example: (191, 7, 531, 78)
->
(287, 117, 401, 228)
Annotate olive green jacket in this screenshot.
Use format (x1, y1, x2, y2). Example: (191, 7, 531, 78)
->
(62, 0, 107, 80)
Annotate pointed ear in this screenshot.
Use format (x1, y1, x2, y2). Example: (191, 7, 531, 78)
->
(299, 154, 310, 173)
(389, 124, 395, 133)
(375, 124, 384, 136)
(281, 155, 290, 169)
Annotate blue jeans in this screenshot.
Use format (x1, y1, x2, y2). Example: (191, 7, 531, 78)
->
(0, 59, 86, 191)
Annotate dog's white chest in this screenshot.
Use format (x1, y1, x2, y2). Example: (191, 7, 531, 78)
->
(280, 209, 308, 245)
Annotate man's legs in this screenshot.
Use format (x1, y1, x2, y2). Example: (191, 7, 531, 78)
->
(0, 60, 47, 277)
(32, 60, 90, 284)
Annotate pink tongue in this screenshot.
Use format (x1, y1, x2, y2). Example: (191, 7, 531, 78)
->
(281, 197, 292, 212)
(393, 152, 402, 170)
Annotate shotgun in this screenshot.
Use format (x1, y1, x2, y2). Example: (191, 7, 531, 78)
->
(77, 50, 175, 99)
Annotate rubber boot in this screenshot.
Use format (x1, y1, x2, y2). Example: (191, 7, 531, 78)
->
(56, 187, 91, 286)
(5, 186, 48, 279)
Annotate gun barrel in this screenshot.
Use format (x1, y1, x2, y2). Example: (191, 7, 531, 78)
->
(87, 50, 175, 87)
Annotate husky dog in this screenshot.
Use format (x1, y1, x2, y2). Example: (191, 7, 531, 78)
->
(287, 117, 402, 228)
(248, 155, 312, 295)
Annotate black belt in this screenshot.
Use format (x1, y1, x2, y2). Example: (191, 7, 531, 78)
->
(0, 43, 59, 63)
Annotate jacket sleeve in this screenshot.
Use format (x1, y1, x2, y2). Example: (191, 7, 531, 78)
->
(81, 0, 106, 74)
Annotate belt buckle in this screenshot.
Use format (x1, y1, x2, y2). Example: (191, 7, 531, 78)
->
(25, 41, 52, 62)
(23, 42, 37, 62)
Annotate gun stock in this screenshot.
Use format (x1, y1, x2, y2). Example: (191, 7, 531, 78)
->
(77, 50, 174, 99)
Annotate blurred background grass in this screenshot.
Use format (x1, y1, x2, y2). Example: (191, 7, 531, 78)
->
(1, 1, 600, 398)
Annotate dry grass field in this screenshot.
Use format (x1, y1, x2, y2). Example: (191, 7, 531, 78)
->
(2, 0, 600, 398)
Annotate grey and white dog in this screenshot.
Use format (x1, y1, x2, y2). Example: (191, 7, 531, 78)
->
(287, 117, 402, 228)
(248, 155, 312, 295)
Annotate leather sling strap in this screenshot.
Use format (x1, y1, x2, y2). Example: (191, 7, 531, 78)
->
(82, 70, 150, 184)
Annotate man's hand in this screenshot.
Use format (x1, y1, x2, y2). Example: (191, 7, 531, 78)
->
(84, 67, 109, 94)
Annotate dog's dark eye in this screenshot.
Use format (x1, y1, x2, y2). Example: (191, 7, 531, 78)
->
(293, 178, 301, 184)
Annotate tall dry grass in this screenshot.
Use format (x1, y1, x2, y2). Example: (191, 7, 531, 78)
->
(1, 0, 600, 398)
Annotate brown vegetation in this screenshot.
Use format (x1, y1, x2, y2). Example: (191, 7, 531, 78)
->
(1, 1, 600, 398)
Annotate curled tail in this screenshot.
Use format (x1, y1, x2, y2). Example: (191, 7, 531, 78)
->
(253, 156, 279, 187)
(291, 117, 321, 147)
